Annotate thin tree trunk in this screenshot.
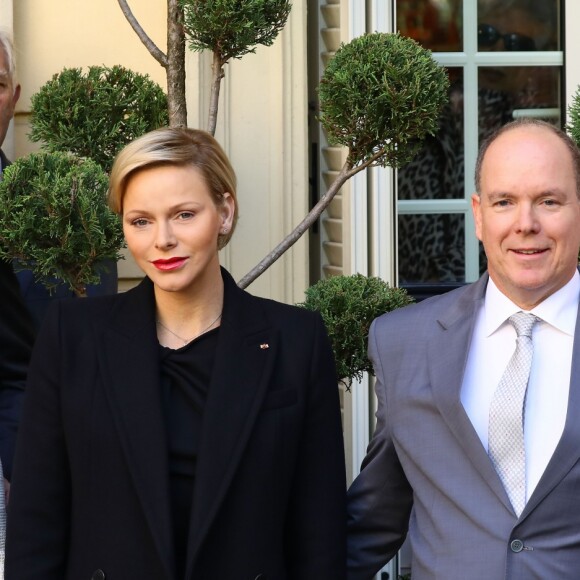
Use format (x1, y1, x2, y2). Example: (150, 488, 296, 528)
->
(207, 52, 225, 136)
(167, 0, 187, 127)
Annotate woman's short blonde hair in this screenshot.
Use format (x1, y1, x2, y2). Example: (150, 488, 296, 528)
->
(109, 127, 238, 249)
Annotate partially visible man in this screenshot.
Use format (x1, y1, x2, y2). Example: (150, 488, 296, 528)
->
(0, 30, 35, 494)
(347, 118, 580, 579)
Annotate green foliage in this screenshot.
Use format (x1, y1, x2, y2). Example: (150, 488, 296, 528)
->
(568, 85, 580, 149)
(29, 65, 168, 174)
(180, 0, 291, 62)
(299, 274, 414, 387)
(318, 32, 449, 169)
(0, 152, 124, 296)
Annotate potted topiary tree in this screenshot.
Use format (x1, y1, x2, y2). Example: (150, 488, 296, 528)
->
(9, 65, 167, 325)
(299, 274, 414, 389)
(0, 151, 124, 298)
(239, 32, 449, 287)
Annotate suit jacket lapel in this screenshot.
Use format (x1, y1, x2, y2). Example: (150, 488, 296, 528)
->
(187, 269, 277, 568)
(428, 274, 513, 511)
(96, 279, 175, 578)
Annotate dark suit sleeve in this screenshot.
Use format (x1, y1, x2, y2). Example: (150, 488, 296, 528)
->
(285, 313, 347, 580)
(346, 319, 414, 580)
(0, 259, 35, 480)
(5, 301, 71, 579)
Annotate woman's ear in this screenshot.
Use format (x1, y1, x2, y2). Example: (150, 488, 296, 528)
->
(220, 192, 235, 232)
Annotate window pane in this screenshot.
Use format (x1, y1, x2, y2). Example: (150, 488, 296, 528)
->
(478, 66, 561, 142)
(398, 68, 464, 202)
(478, 0, 560, 52)
(396, 0, 463, 52)
(398, 213, 465, 284)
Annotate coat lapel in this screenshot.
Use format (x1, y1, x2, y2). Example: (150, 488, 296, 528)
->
(187, 269, 278, 568)
(96, 279, 175, 579)
(428, 274, 514, 511)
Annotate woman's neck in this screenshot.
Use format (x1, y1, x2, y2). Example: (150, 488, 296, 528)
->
(154, 272, 225, 348)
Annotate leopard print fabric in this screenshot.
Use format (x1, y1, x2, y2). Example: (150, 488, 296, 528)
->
(397, 87, 514, 284)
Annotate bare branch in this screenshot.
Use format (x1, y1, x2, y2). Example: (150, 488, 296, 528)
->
(117, 0, 168, 68)
(237, 148, 389, 289)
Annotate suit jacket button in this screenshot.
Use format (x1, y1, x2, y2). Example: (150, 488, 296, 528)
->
(91, 570, 106, 580)
(510, 539, 524, 553)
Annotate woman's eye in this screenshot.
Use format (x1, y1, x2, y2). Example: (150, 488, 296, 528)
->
(132, 218, 149, 227)
(177, 211, 195, 220)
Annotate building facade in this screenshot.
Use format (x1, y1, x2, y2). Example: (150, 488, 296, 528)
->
(2, 2, 580, 576)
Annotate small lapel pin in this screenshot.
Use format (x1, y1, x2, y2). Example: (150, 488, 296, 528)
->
(260, 343, 270, 350)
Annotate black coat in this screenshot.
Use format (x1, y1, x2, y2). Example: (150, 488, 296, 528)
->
(6, 268, 347, 579)
(0, 149, 35, 479)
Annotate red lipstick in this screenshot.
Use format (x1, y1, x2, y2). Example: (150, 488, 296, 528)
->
(152, 257, 187, 271)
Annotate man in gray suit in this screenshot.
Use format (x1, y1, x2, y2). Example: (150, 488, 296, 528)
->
(347, 118, 580, 579)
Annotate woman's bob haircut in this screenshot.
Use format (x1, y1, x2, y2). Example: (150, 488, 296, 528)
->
(109, 127, 239, 250)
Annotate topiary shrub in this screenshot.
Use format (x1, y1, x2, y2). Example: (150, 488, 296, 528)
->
(299, 274, 414, 388)
(29, 65, 168, 174)
(318, 32, 449, 170)
(568, 85, 580, 149)
(0, 152, 124, 297)
(239, 32, 449, 288)
(180, 0, 291, 62)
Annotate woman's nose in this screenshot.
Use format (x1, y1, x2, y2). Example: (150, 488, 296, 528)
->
(154, 223, 177, 249)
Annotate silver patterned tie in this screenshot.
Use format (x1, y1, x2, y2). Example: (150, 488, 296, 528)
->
(488, 311, 538, 517)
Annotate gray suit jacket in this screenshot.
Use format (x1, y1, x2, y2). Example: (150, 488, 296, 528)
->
(347, 273, 580, 579)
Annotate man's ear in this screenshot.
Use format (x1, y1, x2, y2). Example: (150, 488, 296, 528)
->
(12, 83, 21, 107)
(471, 193, 483, 242)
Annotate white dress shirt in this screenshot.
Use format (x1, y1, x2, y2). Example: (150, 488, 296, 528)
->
(461, 272, 579, 501)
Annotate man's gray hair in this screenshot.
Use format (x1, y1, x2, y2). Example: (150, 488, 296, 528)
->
(0, 29, 16, 79)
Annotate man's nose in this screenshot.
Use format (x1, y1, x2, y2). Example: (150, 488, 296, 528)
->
(515, 205, 540, 233)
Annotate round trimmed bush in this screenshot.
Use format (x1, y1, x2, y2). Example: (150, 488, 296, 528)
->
(299, 274, 414, 387)
(29, 65, 168, 173)
(0, 151, 124, 296)
(318, 32, 449, 169)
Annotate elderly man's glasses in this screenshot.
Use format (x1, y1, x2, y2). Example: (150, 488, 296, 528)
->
(478, 24, 536, 51)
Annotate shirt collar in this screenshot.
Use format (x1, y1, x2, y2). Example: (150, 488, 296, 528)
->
(484, 270, 580, 337)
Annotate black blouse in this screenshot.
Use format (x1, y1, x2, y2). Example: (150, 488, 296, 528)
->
(158, 328, 219, 579)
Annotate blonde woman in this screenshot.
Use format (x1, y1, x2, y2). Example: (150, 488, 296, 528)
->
(6, 128, 346, 580)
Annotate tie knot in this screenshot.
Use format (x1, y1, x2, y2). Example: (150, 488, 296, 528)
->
(508, 311, 537, 338)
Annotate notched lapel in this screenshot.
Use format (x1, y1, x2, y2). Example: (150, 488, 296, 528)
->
(97, 281, 174, 579)
(188, 272, 278, 567)
(428, 280, 513, 512)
